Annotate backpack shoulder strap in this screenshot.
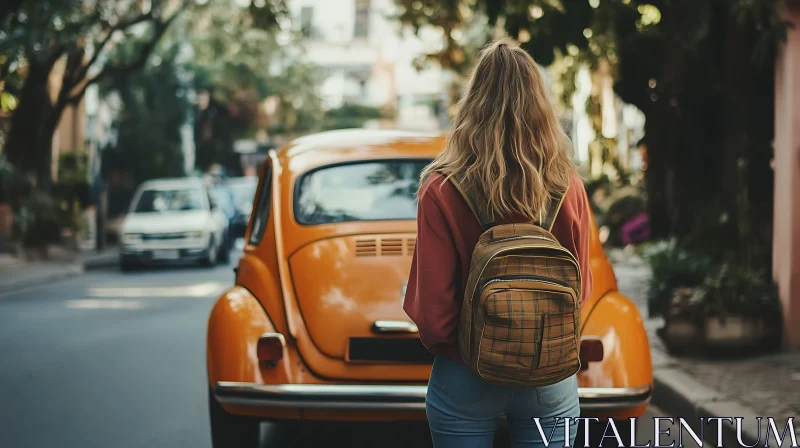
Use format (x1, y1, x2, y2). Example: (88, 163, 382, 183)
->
(420, 170, 486, 227)
(447, 171, 496, 230)
(538, 186, 568, 232)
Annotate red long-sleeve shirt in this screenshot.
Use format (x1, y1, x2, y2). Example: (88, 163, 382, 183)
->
(403, 171, 593, 364)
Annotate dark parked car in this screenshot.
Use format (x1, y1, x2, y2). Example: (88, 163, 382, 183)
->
(225, 176, 259, 238)
(206, 182, 238, 256)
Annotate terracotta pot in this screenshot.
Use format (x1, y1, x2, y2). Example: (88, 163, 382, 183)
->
(660, 318, 702, 350)
(703, 315, 765, 348)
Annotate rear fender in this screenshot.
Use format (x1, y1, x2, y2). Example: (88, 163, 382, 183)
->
(206, 287, 293, 387)
(235, 253, 290, 336)
(577, 290, 654, 418)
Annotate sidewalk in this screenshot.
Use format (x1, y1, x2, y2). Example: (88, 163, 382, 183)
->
(612, 258, 800, 446)
(0, 246, 119, 295)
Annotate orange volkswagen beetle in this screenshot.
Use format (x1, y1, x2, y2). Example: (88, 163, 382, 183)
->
(206, 129, 653, 446)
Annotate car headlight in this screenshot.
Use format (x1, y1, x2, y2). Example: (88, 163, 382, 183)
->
(122, 233, 142, 244)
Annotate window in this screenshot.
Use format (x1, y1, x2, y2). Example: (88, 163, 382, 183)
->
(248, 162, 273, 245)
(354, 0, 370, 39)
(132, 188, 206, 213)
(294, 159, 432, 225)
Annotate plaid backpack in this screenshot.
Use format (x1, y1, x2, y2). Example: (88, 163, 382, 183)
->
(446, 172, 583, 387)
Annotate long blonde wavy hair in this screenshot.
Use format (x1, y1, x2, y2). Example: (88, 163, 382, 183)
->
(421, 37, 575, 223)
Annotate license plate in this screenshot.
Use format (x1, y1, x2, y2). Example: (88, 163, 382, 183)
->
(152, 250, 180, 260)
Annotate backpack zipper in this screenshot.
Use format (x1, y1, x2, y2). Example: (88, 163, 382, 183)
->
(491, 235, 556, 244)
(483, 275, 571, 289)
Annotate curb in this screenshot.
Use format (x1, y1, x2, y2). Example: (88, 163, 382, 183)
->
(0, 252, 118, 296)
(81, 253, 119, 270)
(0, 264, 85, 296)
(650, 349, 781, 447)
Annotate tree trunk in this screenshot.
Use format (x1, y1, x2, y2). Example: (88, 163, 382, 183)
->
(642, 0, 695, 241)
(643, 118, 670, 239)
(721, 10, 755, 265)
(719, 6, 776, 270)
(644, 0, 729, 243)
(5, 60, 55, 183)
(34, 111, 62, 190)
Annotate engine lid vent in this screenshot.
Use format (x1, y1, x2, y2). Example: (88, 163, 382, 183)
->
(380, 238, 403, 256)
(355, 238, 377, 256)
(354, 236, 416, 257)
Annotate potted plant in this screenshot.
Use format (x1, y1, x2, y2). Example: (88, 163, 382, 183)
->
(644, 239, 713, 353)
(11, 191, 62, 260)
(645, 238, 784, 355)
(690, 264, 783, 353)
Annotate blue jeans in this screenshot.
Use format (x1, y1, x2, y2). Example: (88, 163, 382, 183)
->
(426, 355, 580, 448)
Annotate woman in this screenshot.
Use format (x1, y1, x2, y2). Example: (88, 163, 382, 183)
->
(403, 37, 593, 447)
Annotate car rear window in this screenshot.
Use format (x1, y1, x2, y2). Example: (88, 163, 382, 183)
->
(132, 188, 206, 213)
(294, 159, 432, 225)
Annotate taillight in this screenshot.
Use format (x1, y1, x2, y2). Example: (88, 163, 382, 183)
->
(579, 336, 604, 369)
(257, 333, 285, 366)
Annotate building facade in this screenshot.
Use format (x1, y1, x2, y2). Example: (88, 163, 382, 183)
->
(287, 0, 448, 131)
(772, 3, 800, 350)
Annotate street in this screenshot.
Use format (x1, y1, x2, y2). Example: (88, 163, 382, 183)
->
(0, 249, 702, 448)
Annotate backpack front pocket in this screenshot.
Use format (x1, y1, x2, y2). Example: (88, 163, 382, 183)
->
(476, 287, 574, 384)
(535, 311, 578, 370)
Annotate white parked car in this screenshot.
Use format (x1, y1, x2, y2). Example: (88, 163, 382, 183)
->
(119, 178, 230, 270)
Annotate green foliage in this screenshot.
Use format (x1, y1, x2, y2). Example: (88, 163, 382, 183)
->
(322, 103, 387, 130)
(645, 235, 783, 324)
(394, 0, 785, 275)
(261, 60, 325, 136)
(394, 0, 593, 68)
(1, 0, 188, 187)
(689, 263, 782, 319)
(584, 176, 646, 246)
(603, 193, 646, 246)
(584, 175, 611, 203)
(53, 152, 91, 214)
(184, 0, 322, 169)
(0, 153, 28, 203)
(9, 185, 86, 247)
(11, 190, 61, 248)
(104, 41, 188, 184)
(679, 201, 738, 261)
(57, 152, 88, 185)
(0, 0, 88, 70)
(644, 239, 715, 318)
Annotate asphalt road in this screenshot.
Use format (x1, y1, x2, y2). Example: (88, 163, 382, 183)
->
(0, 249, 706, 448)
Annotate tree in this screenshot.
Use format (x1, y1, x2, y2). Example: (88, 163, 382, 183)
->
(184, 0, 321, 172)
(1, 0, 185, 188)
(395, 1, 593, 69)
(393, 0, 790, 270)
(1, 0, 292, 186)
(103, 41, 189, 185)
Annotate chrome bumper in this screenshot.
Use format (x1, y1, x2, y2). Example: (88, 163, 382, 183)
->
(214, 382, 652, 412)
